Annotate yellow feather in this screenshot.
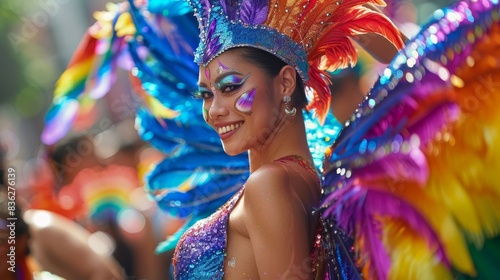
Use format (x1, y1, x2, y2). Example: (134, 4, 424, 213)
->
(363, 179, 477, 275)
(145, 95, 180, 119)
(416, 23, 500, 274)
(115, 12, 137, 37)
(380, 218, 453, 280)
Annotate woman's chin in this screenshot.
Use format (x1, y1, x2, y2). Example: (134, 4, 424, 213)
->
(221, 143, 246, 156)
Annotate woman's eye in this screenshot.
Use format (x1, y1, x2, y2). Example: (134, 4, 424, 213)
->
(201, 91, 213, 99)
(194, 90, 213, 100)
(220, 84, 239, 93)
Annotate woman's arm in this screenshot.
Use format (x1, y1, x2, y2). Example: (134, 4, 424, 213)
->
(243, 163, 313, 279)
(24, 210, 125, 280)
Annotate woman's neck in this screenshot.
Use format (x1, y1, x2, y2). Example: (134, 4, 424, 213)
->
(248, 112, 312, 172)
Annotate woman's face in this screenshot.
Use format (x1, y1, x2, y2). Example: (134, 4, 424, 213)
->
(196, 49, 284, 155)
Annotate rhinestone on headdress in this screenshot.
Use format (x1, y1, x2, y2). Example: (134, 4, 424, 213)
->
(187, 0, 308, 80)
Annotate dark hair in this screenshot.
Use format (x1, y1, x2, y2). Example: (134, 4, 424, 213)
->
(238, 47, 307, 109)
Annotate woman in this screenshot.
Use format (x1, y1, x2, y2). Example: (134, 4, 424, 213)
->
(41, 0, 500, 278)
(172, 47, 324, 279)
(42, 0, 400, 276)
(170, 0, 403, 278)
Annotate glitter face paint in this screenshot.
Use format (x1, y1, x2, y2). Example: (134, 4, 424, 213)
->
(234, 88, 256, 115)
(205, 67, 210, 80)
(217, 60, 230, 75)
(202, 108, 209, 121)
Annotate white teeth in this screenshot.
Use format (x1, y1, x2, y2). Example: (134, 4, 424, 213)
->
(218, 122, 242, 134)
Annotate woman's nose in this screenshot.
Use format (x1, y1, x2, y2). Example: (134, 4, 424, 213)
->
(208, 95, 229, 119)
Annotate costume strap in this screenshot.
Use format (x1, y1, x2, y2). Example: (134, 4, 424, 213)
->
(275, 154, 320, 182)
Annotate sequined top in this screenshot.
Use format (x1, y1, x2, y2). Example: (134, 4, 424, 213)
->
(172, 185, 245, 279)
(172, 155, 322, 279)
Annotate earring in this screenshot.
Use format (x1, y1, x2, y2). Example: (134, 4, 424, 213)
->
(283, 95, 296, 117)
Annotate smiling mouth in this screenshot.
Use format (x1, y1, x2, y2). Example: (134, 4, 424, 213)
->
(218, 122, 243, 135)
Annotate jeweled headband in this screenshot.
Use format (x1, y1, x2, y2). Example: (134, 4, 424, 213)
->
(186, 0, 404, 122)
(188, 0, 309, 80)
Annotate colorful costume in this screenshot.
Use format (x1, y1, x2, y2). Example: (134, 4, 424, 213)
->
(322, 1, 500, 278)
(42, 0, 500, 279)
(172, 185, 244, 279)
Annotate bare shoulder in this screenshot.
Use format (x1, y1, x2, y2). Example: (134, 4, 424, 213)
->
(244, 162, 291, 200)
(243, 162, 305, 217)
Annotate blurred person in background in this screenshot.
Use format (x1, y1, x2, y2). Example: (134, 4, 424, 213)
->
(29, 121, 173, 279)
(0, 147, 61, 280)
(1, 146, 124, 280)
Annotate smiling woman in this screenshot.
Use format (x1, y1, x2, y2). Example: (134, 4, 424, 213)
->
(173, 46, 324, 279)
(168, 0, 405, 276)
(40, 0, 404, 277)
(195, 48, 309, 158)
(41, 0, 500, 278)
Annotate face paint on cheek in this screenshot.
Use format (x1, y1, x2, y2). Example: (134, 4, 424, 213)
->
(234, 88, 256, 115)
(202, 108, 209, 121)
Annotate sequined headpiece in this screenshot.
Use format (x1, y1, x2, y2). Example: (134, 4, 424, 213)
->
(186, 0, 403, 122)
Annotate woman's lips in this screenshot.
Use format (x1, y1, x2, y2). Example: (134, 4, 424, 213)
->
(216, 121, 244, 139)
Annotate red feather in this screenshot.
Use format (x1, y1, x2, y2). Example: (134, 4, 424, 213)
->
(306, 6, 404, 123)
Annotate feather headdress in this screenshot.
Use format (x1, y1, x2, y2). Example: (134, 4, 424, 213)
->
(186, 0, 404, 122)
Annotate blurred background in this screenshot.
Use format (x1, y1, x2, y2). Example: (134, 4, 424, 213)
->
(0, 0, 454, 279)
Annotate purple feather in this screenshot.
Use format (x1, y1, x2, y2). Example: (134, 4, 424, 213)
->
(362, 82, 448, 140)
(362, 216, 390, 280)
(240, 0, 269, 25)
(407, 102, 459, 146)
(200, 0, 211, 18)
(220, 0, 239, 20)
(353, 149, 429, 186)
(365, 81, 459, 146)
(364, 190, 449, 261)
(323, 187, 450, 278)
(202, 19, 223, 62)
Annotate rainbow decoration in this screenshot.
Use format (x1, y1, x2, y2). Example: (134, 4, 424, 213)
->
(41, 2, 125, 145)
(64, 165, 139, 222)
(41, 2, 176, 145)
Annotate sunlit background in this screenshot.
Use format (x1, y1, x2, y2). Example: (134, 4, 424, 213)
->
(0, 0, 455, 279)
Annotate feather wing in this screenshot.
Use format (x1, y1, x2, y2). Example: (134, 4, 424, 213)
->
(322, 0, 500, 279)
